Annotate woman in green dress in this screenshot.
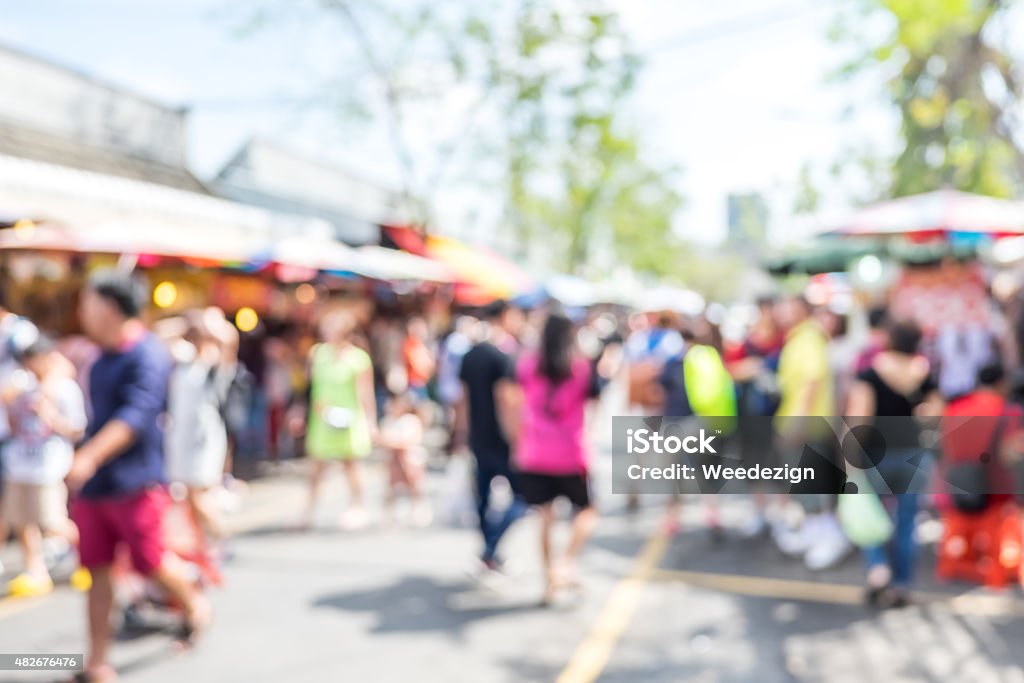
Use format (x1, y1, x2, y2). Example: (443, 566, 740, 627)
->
(303, 310, 377, 530)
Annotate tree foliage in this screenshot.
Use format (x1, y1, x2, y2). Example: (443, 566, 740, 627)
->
(245, 0, 684, 277)
(835, 0, 1024, 198)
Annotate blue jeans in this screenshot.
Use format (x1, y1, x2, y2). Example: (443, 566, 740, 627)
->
(864, 493, 918, 587)
(474, 455, 527, 562)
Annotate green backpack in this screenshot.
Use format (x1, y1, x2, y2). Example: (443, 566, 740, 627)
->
(683, 344, 737, 434)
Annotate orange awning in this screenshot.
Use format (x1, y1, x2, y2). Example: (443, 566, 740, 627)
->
(424, 235, 533, 305)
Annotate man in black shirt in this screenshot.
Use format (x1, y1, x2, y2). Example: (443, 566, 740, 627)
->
(457, 301, 526, 571)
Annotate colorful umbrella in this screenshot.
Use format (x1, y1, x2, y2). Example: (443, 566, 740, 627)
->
(823, 190, 1024, 241)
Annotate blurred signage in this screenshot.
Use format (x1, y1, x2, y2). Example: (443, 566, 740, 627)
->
(212, 275, 273, 312)
(891, 261, 988, 334)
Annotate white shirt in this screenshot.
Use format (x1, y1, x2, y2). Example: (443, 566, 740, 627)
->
(3, 374, 86, 485)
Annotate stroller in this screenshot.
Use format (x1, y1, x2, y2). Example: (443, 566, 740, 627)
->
(115, 491, 222, 639)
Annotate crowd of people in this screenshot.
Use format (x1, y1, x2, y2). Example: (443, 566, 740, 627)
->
(2, 264, 1024, 680)
(0, 268, 623, 682)
(624, 292, 1024, 608)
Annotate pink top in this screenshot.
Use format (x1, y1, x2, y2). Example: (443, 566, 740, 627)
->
(515, 352, 592, 475)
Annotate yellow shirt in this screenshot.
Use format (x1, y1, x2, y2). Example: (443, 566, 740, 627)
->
(776, 319, 834, 418)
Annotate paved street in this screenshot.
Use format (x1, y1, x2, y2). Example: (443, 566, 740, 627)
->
(4, 456, 1024, 683)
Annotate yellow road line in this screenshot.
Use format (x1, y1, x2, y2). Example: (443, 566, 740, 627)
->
(555, 533, 670, 683)
(651, 568, 864, 605)
(652, 568, 1024, 617)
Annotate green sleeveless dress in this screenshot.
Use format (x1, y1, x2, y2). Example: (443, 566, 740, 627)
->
(306, 343, 373, 460)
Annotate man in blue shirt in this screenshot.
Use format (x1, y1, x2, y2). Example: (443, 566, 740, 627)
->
(67, 268, 210, 682)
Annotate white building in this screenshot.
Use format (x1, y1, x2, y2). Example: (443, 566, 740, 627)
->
(0, 44, 327, 249)
(211, 138, 408, 245)
(0, 43, 206, 193)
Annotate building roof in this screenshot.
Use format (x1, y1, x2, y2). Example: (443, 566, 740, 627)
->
(212, 138, 409, 244)
(0, 42, 207, 193)
(0, 123, 209, 194)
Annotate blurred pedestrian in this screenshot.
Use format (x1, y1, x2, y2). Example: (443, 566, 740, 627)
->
(165, 309, 240, 542)
(504, 311, 600, 604)
(725, 297, 782, 538)
(67, 268, 210, 681)
(936, 323, 995, 399)
(624, 311, 684, 415)
(378, 391, 431, 527)
(303, 310, 377, 530)
(846, 319, 941, 607)
(437, 315, 476, 451)
(403, 316, 435, 404)
(772, 295, 850, 570)
(263, 335, 294, 462)
(660, 322, 736, 537)
(457, 300, 526, 573)
(0, 304, 39, 577)
(854, 305, 889, 374)
(1, 333, 86, 597)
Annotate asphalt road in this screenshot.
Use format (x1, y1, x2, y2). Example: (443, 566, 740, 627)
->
(3, 456, 1024, 683)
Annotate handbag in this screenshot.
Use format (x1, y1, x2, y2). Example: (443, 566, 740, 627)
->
(837, 470, 894, 548)
(947, 416, 1004, 514)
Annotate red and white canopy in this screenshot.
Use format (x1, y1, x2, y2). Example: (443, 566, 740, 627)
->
(822, 190, 1024, 239)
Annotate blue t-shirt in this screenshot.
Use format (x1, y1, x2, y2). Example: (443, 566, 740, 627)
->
(659, 353, 692, 417)
(81, 333, 172, 499)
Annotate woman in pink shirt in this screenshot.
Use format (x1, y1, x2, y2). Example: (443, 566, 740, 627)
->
(507, 311, 599, 604)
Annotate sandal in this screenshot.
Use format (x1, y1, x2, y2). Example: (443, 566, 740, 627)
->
(174, 597, 212, 649)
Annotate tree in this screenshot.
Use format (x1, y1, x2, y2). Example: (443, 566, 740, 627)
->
(243, 0, 684, 277)
(834, 0, 1024, 198)
(486, 2, 685, 275)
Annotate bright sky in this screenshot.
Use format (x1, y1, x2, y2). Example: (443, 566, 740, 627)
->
(2, 0, 902, 247)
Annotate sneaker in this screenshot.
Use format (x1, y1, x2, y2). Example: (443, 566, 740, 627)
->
(411, 501, 433, 528)
(70, 567, 93, 592)
(7, 572, 54, 598)
(773, 516, 816, 557)
(803, 515, 852, 571)
(337, 506, 370, 531)
(738, 514, 768, 539)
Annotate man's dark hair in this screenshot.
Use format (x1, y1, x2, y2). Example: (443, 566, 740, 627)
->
(86, 268, 148, 319)
(483, 299, 509, 321)
(887, 319, 922, 356)
(867, 305, 889, 330)
(978, 361, 1005, 387)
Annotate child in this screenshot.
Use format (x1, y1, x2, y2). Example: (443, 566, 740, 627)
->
(378, 392, 432, 527)
(1, 334, 87, 596)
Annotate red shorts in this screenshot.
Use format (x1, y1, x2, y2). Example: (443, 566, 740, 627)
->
(72, 487, 168, 575)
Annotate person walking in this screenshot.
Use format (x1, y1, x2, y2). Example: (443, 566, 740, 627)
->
(378, 391, 432, 527)
(504, 311, 599, 604)
(402, 316, 435, 404)
(302, 310, 377, 530)
(846, 319, 942, 607)
(457, 300, 526, 573)
(1, 334, 86, 597)
(0, 306, 40, 577)
(165, 309, 240, 542)
(66, 268, 210, 682)
(772, 295, 850, 570)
